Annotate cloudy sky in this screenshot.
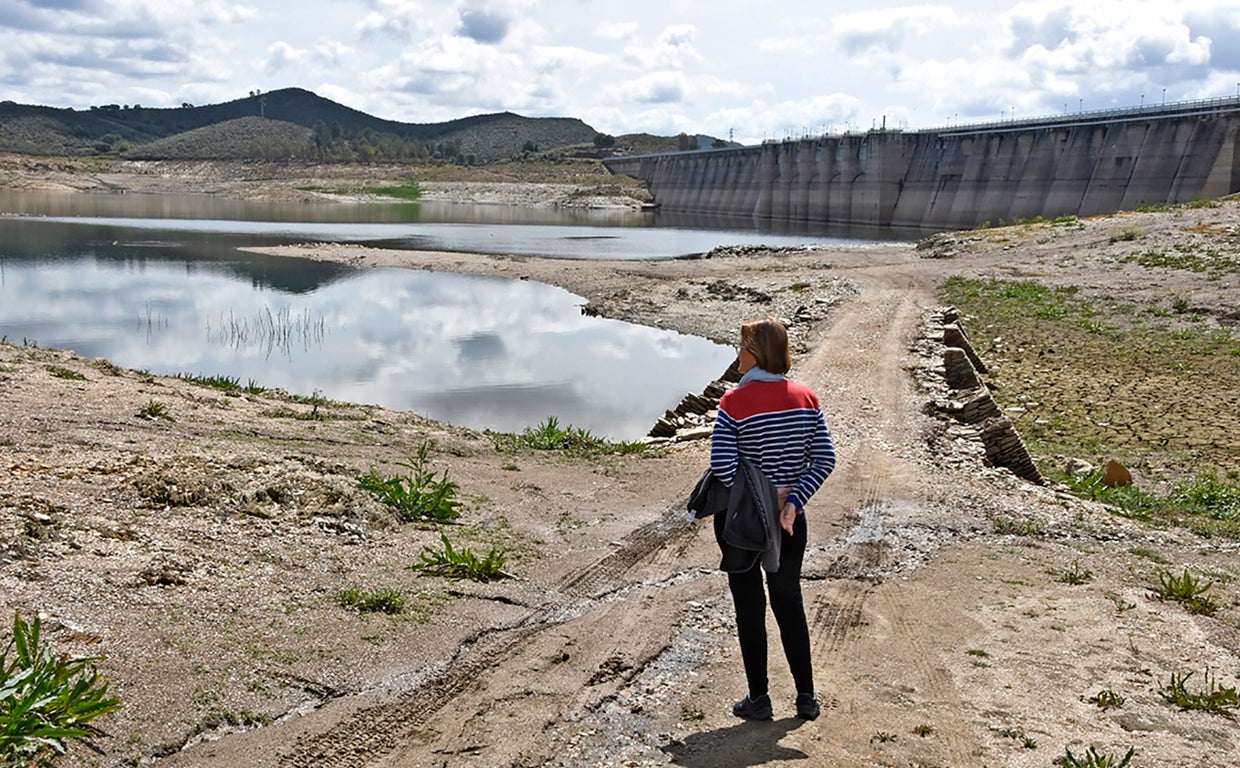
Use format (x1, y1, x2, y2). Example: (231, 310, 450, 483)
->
(2, 0, 1239, 144)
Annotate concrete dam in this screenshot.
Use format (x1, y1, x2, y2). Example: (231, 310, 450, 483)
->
(603, 99, 1240, 231)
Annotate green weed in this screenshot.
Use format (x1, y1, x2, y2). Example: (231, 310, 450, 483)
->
(358, 442, 462, 523)
(1120, 247, 1240, 278)
(45, 366, 86, 381)
(1152, 568, 1218, 616)
(941, 277, 1078, 322)
(174, 372, 264, 394)
(994, 726, 1037, 749)
(1054, 559, 1094, 585)
(1054, 470, 1240, 539)
(177, 372, 241, 391)
(0, 612, 122, 764)
(1108, 225, 1145, 243)
(1087, 688, 1125, 710)
(412, 532, 511, 581)
(336, 587, 407, 614)
(992, 516, 1043, 537)
(1129, 547, 1169, 564)
(136, 400, 172, 421)
(492, 416, 648, 456)
(1159, 668, 1239, 716)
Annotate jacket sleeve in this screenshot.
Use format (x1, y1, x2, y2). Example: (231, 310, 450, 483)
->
(786, 411, 836, 512)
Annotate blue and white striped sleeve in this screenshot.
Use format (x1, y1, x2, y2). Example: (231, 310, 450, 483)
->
(710, 409, 740, 487)
(787, 412, 836, 512)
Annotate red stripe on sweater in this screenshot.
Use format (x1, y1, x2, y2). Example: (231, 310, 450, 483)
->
(720, 379, 820, 421)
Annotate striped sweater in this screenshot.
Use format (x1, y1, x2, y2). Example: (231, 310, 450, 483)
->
(710, 377, 836, 513)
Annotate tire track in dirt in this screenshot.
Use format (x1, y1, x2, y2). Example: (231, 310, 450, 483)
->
(799, 283, 917, 656)
(275, 499, 700, 768)
(810, 581, 870, 653)
(560, 500, 697, 599)
(804, 279, 978, 765)
(277, 625, 540, 768)
(875, 586, 977, 765)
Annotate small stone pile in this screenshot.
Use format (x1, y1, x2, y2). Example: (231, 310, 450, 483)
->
(647, 361, 741, 441)
(922, 307, 1043, 483)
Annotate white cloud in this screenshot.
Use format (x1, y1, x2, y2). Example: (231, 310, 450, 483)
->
(4, 0, 1240, 140)
(607, 72, 689, 105)
(264, 41, 306, 73)
(623, 24, 701, 70)
(834, 4, 963, 54)
(595, 21, 637, 40)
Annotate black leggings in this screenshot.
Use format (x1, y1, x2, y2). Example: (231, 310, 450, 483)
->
(724, 513, 813, 698)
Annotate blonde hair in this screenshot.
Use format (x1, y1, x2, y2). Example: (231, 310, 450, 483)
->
(740, 317, 790, 374)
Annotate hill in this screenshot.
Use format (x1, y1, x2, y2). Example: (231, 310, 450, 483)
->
(128, 117, 314, 161)
(0, 88, 600, 163)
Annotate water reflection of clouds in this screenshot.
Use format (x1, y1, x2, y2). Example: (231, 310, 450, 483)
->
(1, 258, 733, 440)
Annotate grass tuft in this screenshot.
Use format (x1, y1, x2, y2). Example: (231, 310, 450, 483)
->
(136, 399, 173, 421)
(1159, 668, 1239, 716)
(491, 416, 648, 456)
(1152, 568, 1218, 616)
(1054, 559, 1094, 585)
(1056, 746, 1135, 768)
(336, 587, 406, 614)
(412, 532, 511, 581)
(46, 365, 86, 381)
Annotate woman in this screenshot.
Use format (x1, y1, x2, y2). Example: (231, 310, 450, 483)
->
(710, 317, 836, 721)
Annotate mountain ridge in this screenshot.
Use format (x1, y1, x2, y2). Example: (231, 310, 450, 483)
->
(0, 87, 603, 162)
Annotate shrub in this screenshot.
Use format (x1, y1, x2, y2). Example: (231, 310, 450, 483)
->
(0, 613, 121, 764)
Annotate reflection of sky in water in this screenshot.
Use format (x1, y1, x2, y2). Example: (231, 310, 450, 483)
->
(0, 251, 735, 441)
(30, 215, 840, 260)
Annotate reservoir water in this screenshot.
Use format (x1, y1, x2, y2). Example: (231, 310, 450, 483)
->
(0, 191, 891, 439)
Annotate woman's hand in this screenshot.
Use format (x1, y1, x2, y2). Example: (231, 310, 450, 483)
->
(780, 501, 797, 534)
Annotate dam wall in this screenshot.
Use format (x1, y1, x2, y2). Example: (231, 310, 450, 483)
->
(604, 100, 1240, 231)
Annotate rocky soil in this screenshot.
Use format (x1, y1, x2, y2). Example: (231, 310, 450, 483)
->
(1, 158, 1239, 768)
